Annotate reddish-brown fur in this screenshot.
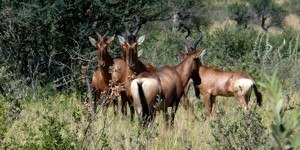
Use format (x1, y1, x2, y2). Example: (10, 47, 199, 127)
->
(89, 32, 124, 114)
(110, 33, 156, 120)
(131, 50, 202, 126)
(182, 59, 263, 116)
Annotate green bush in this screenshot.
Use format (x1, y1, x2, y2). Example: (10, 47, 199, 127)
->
(209, 107, 267, 149)
(140, 30, 186, 67)
(0, 97, 10, 146)
(204, 27, 258, 64)
(38, 113, 76, 149)
(253, 32, 300, 91)
(259, 72, 300, 149)
(1, 91, 87, 149)
(228, 2, 251, 28)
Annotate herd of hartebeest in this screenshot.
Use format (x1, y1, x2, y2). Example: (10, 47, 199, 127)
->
(88, 18, 262, 127)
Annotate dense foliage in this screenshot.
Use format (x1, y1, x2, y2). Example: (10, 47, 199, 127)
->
(0, 0, 172, 91)
(0, 0, 300, 149)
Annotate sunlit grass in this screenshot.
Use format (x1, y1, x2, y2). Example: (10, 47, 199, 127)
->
(1, 83, 299, 149)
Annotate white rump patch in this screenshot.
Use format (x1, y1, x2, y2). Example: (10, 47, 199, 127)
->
(131, 78, 160, 116)
(233, 79, 253, 96)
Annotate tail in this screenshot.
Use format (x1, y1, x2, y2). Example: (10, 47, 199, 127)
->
(136, 81, 150, 117)
(253, 84, 262, 106)
(131, 78, 160, 126)
(131, 79, 150, 118)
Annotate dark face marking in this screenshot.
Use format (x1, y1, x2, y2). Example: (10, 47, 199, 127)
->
(129, 48, 134, 66)
(122, 34, 138, 69)
(127, 34, 136, 45)
(97, 38, 109, 67)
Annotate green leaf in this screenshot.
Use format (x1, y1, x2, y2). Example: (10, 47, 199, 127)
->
(275, 99, 283, 115)
(292, 132, 300, 149)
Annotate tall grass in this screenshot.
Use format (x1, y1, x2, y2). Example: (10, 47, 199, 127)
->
(1, 29, 300, 149)
(1, 78, 299, 149)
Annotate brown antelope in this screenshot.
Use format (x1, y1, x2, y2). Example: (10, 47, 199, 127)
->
(110, 19, 156, 120)
(182, 53, 263, 116)
(118, 16, 156, 72)
(89, 30, 125, 114)
(130, 30, 204, 127)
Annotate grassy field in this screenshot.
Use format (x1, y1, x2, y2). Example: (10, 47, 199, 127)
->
(1, 73, 299, 149)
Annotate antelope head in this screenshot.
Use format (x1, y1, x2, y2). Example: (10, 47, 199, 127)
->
(118, 16, 145, 69)
(89, 26, 114, 68)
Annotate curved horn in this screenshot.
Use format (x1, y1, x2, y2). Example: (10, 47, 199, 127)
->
(192, 25, 202, 50)
(184, 28, 191, 52)
(132, 15, 142, 36)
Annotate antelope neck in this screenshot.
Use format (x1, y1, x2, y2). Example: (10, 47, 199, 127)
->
(175, 58, 194, 87)
(99, 55, 114, 82)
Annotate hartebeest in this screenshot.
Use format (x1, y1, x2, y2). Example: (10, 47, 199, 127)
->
(89, 30, 124, 114)
(182, 53, 263, 116)
(110, 18, 156, 120)
(130, 30, 204, 127)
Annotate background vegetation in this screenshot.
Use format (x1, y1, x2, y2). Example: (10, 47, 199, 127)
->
(0, 0, 300, 149)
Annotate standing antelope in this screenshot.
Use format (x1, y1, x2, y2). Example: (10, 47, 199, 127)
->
(130, 30, 204, 127)
(182, 54, 263, 117)
(110, 18, 156, 120)
(89, 30, 125, 114)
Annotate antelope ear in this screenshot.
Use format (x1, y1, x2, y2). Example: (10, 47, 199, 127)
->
(138, 35, 145, 45)
(118, 35, 125, 45)
(200, 49, 206, 57)
(89, 36, 97, 47)
(176, 51, 185, 58)
(138, 49, 144, 57)
(107, 35, 115, 44)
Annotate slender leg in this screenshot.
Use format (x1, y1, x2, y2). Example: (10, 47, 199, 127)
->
(183, 80, 192, 111)
(203, 93, 212, 116)
(236, 95, 248, 111)
(113, 98, 118, 116)
(194, 85, 201, 99)
(171, 100, 180, 126)
(235, 86, 251, 111)
(244, 90, 251, 110)
(121, 92, 128, 117)
(128, 98, 135, 122)
(163, 109, 169, 127)
(210, 96, 216, 117)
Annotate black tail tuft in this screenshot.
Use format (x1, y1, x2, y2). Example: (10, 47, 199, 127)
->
(137, 82, 150, 118)
(253, 84, 262, 106)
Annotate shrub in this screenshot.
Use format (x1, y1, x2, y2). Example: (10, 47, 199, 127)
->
(203, 27, 259, 68)
(0, 97, 10, 146)
(254, 32, 300, 91)
(209, 106, 267, 149)
(140, 30, 186, 67)
(259, 72, 300, 149)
